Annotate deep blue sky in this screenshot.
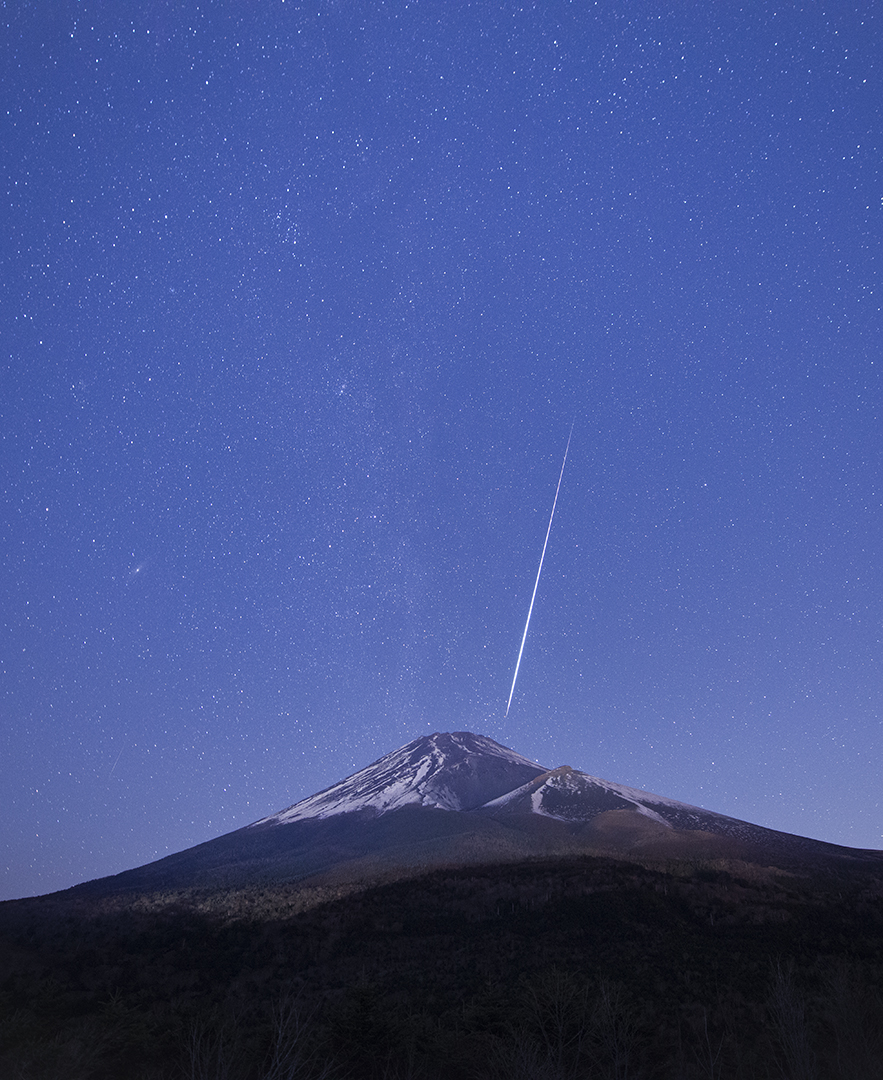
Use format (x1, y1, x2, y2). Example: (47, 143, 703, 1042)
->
(2, 2, 881, 900)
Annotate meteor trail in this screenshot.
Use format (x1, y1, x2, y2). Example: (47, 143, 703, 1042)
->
(506, 424, 573, 716)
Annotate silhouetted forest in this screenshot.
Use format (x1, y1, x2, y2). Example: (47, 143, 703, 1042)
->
(2, 855, 882, 1078)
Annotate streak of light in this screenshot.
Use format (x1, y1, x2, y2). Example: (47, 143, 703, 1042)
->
(505, 423, 573, 716)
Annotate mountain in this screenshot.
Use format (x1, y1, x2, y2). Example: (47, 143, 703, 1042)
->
(72, 731, 883, 899)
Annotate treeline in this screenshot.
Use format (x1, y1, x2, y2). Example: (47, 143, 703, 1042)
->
(1, 855, 882, 1078)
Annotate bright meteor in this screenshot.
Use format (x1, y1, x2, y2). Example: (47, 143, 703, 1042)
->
(505, 424, 573, 716)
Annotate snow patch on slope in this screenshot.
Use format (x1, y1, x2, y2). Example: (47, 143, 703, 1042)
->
(486, 766, 681, 825)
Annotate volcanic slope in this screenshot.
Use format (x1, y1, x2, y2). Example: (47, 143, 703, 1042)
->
(72, 731, 883, 898)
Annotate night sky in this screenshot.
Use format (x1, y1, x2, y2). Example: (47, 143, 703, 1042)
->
(3, 3, 882, 901)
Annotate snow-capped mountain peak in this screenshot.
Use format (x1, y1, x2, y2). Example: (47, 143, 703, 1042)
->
(241, 732, 881, 875)
(253, 731, 548, 827)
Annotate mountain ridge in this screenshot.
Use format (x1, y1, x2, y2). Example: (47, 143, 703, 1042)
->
(62, 730, 883, 901)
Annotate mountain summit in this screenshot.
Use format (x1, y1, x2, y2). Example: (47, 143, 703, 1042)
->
(74, 731, 882, 898)
(253, 731, 547, 824)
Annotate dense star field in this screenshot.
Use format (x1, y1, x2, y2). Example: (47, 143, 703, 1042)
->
(2, 3, 882, 900)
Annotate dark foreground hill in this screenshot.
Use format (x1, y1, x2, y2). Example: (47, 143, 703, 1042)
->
(2, 853, 883, 1079)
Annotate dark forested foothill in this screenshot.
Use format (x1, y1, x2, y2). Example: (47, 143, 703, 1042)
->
(2, 855, 882, 1079)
